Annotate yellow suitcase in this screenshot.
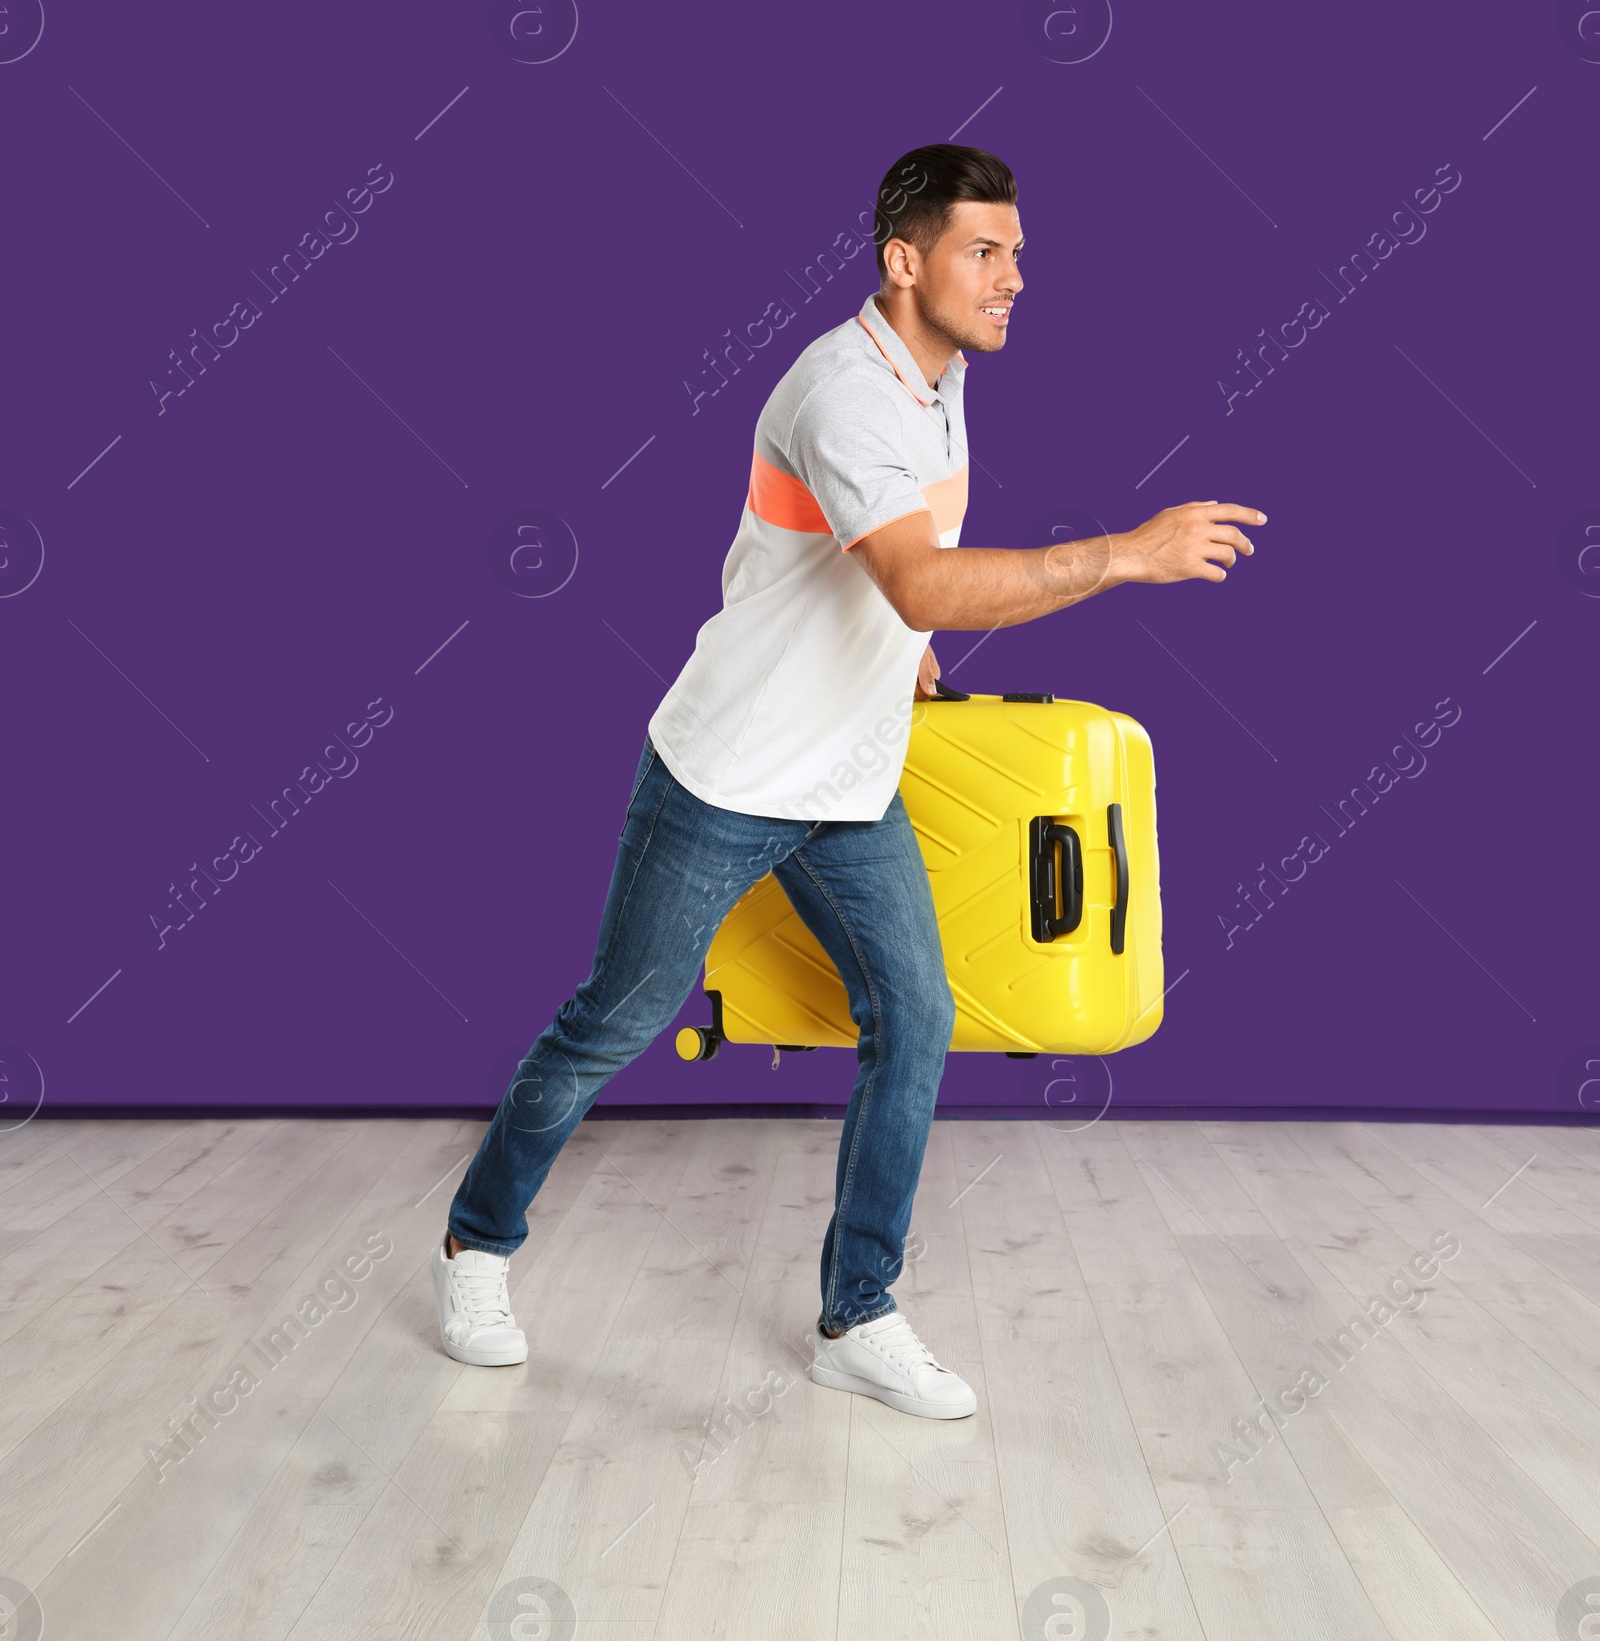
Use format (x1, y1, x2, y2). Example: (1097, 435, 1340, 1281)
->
(677, 681, 1163, 1059)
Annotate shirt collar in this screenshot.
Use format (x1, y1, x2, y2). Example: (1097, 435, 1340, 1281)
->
(856, 291, 966, 408)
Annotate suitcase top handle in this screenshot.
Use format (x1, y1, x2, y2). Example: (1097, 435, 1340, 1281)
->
(931, 678, 1055, 704)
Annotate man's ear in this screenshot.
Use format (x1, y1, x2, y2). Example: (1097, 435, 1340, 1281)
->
(882, 237, 918, 290)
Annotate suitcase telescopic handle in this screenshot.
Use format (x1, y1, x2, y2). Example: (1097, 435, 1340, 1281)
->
(1029, 817, 1083, 942)
(1108, 802, 1129, 955)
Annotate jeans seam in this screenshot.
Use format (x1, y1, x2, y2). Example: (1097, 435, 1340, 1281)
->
(589, 753, 675, 1002)
(789, 848, 886, 1324)
(622, 743, 658, 820)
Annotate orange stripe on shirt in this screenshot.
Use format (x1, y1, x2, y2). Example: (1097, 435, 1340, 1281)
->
(747, 450, 830, 533)
(922, 463, 968, 535)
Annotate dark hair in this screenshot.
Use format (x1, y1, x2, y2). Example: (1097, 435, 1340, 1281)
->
(870, 144, 1018, 282)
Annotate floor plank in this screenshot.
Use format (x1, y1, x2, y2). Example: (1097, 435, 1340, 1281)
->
(1040, 1124, 1394, 1638)
(657, 1126, 847, 1641)
(956, 1121, 1204, 1639)
(0, 1120, 281, 1348)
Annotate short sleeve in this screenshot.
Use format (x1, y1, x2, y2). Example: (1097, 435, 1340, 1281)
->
(786, 374, 932, 550)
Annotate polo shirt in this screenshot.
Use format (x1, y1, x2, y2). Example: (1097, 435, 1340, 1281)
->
(647, 288, 969, 823)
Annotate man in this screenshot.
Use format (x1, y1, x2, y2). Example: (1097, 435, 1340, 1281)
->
(434, 143, 1263, 1419)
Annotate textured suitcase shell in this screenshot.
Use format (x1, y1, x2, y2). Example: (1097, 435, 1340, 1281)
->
(701, 691, 1163, 1055)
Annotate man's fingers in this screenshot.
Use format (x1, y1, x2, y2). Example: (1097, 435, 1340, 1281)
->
(914, 644, 939, 700)
(1207, 524, 1254, 552)
(1193, 501, 1267, 525)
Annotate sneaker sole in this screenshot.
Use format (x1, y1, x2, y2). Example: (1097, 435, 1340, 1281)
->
(809, 1361, 977, 1419)
(440, 1335, 528, 1368)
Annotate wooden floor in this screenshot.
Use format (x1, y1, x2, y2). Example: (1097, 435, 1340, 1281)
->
(2, 1116, 1598, 1640)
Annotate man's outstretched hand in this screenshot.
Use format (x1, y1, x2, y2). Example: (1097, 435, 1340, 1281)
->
(852, 498, 1267, 633)
(1112, 500, 1266, 585)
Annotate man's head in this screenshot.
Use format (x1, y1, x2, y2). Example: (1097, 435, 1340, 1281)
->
(871, 144, 1022, 355)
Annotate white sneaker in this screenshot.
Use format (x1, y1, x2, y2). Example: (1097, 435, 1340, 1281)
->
(431, 1232, 528, 1366)
(810, 1310, 977, 1419)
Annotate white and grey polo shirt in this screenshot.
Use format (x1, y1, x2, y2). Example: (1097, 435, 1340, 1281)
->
(647, 288, 970, 822)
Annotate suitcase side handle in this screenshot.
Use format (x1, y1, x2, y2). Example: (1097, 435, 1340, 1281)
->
(1108, 801, 1129, 955)
(1029, 816, 1083, 942)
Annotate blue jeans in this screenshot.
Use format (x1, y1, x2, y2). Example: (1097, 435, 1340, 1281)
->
(448, 735, 956, 1333)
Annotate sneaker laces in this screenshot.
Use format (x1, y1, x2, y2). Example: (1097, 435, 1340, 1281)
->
(452, 1260, 513, 1329)
(866, 1313, 943, 1375)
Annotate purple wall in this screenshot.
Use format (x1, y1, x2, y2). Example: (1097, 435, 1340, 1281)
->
(3, 1, 1594, 1123)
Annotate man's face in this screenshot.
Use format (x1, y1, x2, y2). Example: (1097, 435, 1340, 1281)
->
(897, 199, 1024, 354)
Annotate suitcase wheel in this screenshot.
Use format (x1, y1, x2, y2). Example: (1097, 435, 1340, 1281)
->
(675, 1026, 721, 1062)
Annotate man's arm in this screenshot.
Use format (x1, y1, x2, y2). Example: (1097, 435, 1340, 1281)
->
(850, 499, 1267, 632)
